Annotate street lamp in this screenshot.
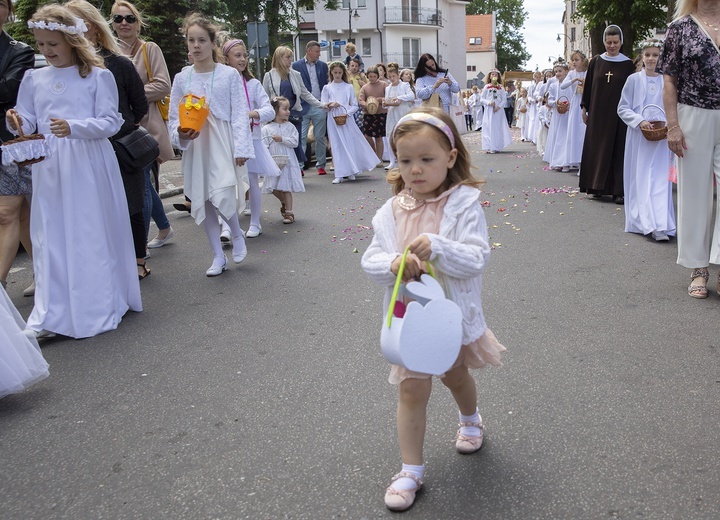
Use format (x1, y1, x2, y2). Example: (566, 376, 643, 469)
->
(557, 33, 572, 60)
(348, 4, 360, 43)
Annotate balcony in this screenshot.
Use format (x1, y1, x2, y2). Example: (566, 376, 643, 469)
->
(384, 53, 445, 70)
(384, 7, 442, 27)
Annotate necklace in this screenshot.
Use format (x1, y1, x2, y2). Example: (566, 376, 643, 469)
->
(698, 10, 720, 30)
(396, 189, 425, 210)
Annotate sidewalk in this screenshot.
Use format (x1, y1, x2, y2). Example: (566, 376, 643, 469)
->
(157, 157, 184, 198)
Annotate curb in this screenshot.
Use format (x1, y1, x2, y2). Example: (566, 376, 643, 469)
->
(159, 187, 184, 199)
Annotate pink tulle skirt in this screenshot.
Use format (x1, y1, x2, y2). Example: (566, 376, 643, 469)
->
(388, 328, 506, 385)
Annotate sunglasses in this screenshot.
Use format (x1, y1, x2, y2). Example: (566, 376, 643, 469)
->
(112, 14, 137, 24)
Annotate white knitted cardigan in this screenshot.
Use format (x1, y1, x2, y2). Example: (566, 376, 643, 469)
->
(168, 63, 254, 160)
(361, 185, 492, 345)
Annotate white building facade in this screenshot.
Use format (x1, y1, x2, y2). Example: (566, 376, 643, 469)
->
(291, 0, 470, 80)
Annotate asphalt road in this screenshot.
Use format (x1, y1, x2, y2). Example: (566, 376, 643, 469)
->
(1, 130, 719, 519)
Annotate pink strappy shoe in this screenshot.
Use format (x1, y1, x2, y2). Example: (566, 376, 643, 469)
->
(455, 417, 485, 454)
(384, 472, 422, 511)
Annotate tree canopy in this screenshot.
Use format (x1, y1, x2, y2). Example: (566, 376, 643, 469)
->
(575, 0, 669, 59)
(466, 0, 531, 71)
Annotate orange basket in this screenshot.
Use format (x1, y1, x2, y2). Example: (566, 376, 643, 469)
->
(331, 106, 348, 126)
(179, 94, 209, 133)
(1, 113, 48, 167)
(640, 104, 667, 141)
(556, 96, 570, 114)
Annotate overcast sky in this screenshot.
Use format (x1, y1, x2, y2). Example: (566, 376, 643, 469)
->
(521, 0, 566, 71)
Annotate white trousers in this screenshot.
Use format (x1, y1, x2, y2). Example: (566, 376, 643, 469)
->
(676, 103, 720, 268)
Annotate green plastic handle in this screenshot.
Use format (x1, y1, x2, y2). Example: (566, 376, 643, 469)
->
(385, 245, 435, 328)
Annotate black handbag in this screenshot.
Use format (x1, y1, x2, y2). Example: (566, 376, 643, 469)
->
(111, 126, 159, 172)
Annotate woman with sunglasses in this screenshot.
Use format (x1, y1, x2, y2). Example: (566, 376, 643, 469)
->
(111, 1, 174, 255)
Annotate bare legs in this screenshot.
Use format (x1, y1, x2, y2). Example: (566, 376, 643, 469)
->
(397, 365, 477, 465)
(364, 134, 384, 163)
(0, 195, 32, 285)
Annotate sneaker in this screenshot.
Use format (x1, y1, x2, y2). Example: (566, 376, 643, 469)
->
(242, 207, 251, 216)
(317, 167, 327, 175)
(23, 281, 35, 297)
(348, 175, 356, 181)
(332, 178, 343, 184)
(246, 225, 262, 238)
(561, 167, 570, 172)
(652, 231, 670, 242)
(220, 229, 231, 243)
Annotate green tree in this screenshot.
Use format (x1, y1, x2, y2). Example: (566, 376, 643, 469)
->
(575, 0, 668, 59)
(466, 0, 531, 71)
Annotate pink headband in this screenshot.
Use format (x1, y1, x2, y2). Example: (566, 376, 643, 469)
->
(393, 112, 455, 148)
(222, 39, 245, 56)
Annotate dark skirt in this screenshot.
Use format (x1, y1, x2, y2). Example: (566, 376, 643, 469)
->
(363, 113, 387, 138)
(0, 163, 32, 196)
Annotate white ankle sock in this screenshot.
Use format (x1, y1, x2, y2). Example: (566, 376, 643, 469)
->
(459, 409, 481, 437)
(392, 463, 424, 491)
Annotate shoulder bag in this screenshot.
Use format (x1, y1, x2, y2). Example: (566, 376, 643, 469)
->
(142, 43, 170, 121)
(111, 126, 160, 172)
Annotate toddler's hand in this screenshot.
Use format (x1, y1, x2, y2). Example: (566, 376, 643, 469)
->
(391, 252, 425, 282)
(273, 134, 282, 142)
(235, 157, 247, 167)
(50, 118, 71, 138)
(408, 235, 432, 262)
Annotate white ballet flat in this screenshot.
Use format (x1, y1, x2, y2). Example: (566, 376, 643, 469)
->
(232, 234, 247, 263)
(205, 255, 227, 277)
(246, 225, 262, 238)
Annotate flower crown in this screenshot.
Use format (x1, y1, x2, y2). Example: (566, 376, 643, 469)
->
(28, 17, 88, 35)
(639, 39, 663, 50)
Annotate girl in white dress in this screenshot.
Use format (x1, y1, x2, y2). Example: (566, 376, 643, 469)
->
(543, 61, 572, 170)
(515, 88, 528, 137)
(524, 71, 542, 143)
(7, 5, 140, 339)
(617, 39, 676, 241)
(561, 51, 588, 170)
(470, 85, 483, 131)
(400, 69, 420, 107)
(383, 62, 415, 170)
(480, 69, 512, 153)
(262, 97, 305, 224)
(321, 61, 380, 184)
(536, 95, 551, 154)
(222, 39, 279, 238)
(168, 15, 253, 277)
(0, 286, 48, 398)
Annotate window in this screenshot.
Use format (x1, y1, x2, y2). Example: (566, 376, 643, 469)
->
(469, 37, 482, 45)
(466, 65, 476, 72)
(332, 40, 343, 58)
(571, 1, 576, 14)
(362, 38, 371, 56)
(570, 27, 576, 42)
(342, 0, 366, 8)
(402, 38, 420, 69)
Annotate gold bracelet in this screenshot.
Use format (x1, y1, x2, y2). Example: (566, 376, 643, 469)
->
(667, 124, 680, 132)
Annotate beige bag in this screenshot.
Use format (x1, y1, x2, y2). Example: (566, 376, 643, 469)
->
(423, 92, 442, 108)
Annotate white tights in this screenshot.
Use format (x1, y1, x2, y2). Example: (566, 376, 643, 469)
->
(202, 200, 243, 259)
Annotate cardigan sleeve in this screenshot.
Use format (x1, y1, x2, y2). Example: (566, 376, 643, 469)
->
(251, 80, 276, 124)
(617, 73, 645, 129)
(361, 201, 401, 286)
(425, 201, 491, 279)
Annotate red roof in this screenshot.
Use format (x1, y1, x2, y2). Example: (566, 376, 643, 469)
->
(466, 14, 493, 52)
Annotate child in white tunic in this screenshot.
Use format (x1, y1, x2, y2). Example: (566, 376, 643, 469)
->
(536, 96, 551, 154)
(524, 72, 543, 143)
(222, 39, 279, 238)
(262, 97, 305, 224)
(617, 39, 676, 241)
(383, 62, 415, 170)
(322, 61, 380, 184)
(7, 6, 140, 339)
(561, 51, 588, 170)
(544, 62, 572, 169)
(515, 88, 528, 137)
(168, 15, 253, 277)
(480, 69, 512, 153)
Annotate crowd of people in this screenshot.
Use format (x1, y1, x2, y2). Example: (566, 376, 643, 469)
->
(2, 0, 720, 513)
